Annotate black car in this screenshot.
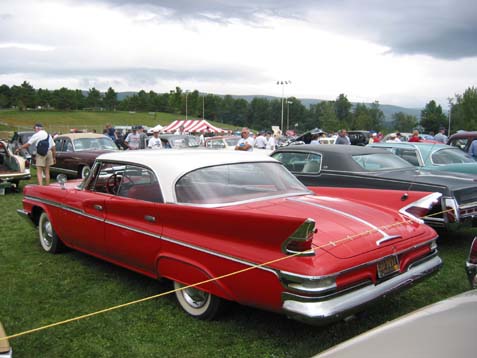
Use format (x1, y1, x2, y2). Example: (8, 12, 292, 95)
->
(348, 130, 371, 146)
(272, 145, 477, 231)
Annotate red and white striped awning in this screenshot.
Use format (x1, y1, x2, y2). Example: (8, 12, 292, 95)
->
(162, 119, 228, 133)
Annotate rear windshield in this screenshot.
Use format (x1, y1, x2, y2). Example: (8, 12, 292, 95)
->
(352, 153, 413, 171)
(175, 162, 309, 205)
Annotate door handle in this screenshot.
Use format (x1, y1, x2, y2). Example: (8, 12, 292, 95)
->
(144, 215, 156, 223)
(93, 204, 103, 211)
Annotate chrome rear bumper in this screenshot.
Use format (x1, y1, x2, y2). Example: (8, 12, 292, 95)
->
(282, 255, 442, 325)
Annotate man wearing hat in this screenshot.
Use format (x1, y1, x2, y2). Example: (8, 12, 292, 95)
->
(124, 126, 141, 150)
(16, 123, 56, 185)
(434, 127, 448, 144)
(147, 129, 163, 150)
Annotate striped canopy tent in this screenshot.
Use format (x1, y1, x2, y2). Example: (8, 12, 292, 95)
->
(162, 119, 228, 134)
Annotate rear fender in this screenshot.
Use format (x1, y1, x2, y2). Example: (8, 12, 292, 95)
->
(156, 254, 236, 301)
(309, 186, 437, 211)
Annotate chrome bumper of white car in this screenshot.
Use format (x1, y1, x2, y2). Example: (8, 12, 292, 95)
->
(282, 255, 442, 325)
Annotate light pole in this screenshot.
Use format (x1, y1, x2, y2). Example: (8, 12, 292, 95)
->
(447, 98, 453, 136)
(185, 90, 190, 121)
(202, 93, 206, 120)
(286, 99, 292, 132)
(276, 80, 291, 131)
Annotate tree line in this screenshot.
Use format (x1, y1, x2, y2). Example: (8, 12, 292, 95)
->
(0, 81, 475, 133)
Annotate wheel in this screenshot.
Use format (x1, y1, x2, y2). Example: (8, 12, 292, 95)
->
(38, 212, 65, 253)
(173, 281, 225, 320)
(79, 165, 91, 179)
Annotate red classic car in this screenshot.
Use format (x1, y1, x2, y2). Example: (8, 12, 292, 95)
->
(18, 150, 442, 324)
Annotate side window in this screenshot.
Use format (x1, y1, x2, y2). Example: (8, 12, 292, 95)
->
(66, 139, 74, 152)
(395, 149, 420, 166)
(272, 152, 322, 173)
(117, 165, 163, 203)
(54, 138, 64, 152)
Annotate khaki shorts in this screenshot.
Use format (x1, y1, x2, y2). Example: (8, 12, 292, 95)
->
(36, 150, 54, 167)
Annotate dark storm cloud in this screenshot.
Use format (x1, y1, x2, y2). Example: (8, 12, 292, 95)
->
(90, 0, 477, 59)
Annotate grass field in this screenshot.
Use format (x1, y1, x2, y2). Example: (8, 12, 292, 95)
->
(0, 173, 474, 357)
(0, 109, 236, 139)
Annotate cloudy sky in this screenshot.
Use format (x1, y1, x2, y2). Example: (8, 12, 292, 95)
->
(1, 0, 476, 108)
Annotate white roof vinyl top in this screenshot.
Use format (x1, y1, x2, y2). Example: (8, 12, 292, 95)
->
(96, 149, 278, 202)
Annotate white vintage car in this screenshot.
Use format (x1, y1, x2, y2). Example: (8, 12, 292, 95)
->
(0, 139, 31, 194)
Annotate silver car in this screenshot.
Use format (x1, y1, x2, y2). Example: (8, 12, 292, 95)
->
(315, 289, 477, 358)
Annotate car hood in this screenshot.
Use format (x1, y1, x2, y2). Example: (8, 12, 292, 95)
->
(234, 194, 434, 259)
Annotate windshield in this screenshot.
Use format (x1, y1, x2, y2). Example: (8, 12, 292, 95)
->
(431, 148, 476, 164)
(74, 137, 117, 151)
(352, 153, 413, 171)
(175, 162, 310, 205)
(170, 136, 200, 148)
(225, 137, 240, 146)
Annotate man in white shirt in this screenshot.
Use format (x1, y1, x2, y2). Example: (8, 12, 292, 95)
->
(266, 131, 276, 150)
(254, 131, 268, 149)
(125, 127, 141, 150)
(148, 129, 163, 149)
(235, 127, 254, 151)
(16, 123, 56, 185)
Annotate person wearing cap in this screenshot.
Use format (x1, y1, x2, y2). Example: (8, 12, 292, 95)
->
(369, 132, 380, 144)
(386, 133, 400, 143)
(16, 123, 56, 185)
(434, 127, 448, 144)
(148, 129, 163, 150)
(124, 126, 141, 150)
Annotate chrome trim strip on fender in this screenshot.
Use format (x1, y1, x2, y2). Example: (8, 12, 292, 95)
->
(282, 255, 442, 325)
(288, 197, 398, 246)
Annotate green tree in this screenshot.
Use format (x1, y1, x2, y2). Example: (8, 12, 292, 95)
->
(103, 87, 118, 111)
(334, 94, 352, 128)
(0, 84, 11, 108)
(86, 87, 102, 109)
(318, 101, 339, 132)
(450, 87, 477, 131)
(420, 100, 447, 133)
(392, 112, 418, 132)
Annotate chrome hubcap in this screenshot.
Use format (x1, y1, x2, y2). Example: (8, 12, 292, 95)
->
(182, 287, 208, 308)
(41, 219, 53, 248)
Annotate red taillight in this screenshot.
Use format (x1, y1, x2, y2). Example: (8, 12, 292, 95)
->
(25, 159, 30, 169)
(469, 237, 477, 264)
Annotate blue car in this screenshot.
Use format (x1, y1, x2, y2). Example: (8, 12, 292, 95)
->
(367, 142, 477, 175)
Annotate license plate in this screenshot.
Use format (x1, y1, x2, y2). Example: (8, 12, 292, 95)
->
(377, 255, 400, 278)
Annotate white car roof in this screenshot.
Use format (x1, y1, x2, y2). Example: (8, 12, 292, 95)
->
(96, 149, 277, 202)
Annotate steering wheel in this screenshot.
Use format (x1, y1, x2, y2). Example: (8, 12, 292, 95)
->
(106, 174, 121, 194)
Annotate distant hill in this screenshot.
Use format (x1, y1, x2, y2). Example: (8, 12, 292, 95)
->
(116, 92, 422, 121)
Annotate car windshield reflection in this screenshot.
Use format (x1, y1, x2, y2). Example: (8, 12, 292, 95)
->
(74, 137, 117, 151)
(176, 162, 310, 205)
(352, 153, 414, 171)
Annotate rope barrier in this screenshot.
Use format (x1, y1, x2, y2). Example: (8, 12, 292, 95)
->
(1, 207, 454, 342)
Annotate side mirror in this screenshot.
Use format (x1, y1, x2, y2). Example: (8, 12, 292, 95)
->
(56, 174, 67, 190)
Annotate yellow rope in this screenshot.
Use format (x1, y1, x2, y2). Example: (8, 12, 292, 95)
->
(1, 207, 453, 342)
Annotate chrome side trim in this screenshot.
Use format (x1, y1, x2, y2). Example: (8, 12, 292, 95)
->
(282, 255, 442, 325)
(288, 197, 397, 246)
(23, 196, 278, 275)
